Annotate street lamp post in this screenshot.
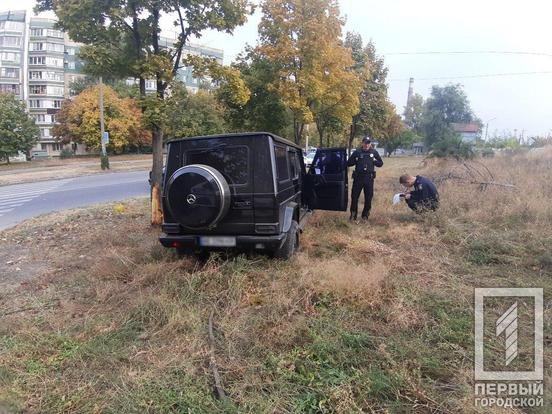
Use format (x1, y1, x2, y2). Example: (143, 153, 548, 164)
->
(99, 76, 109, 169)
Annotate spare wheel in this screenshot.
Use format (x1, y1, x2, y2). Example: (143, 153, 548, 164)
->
(166, 164, 231, 229)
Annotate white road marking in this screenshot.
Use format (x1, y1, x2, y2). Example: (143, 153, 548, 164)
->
(0, 179, 71, 217)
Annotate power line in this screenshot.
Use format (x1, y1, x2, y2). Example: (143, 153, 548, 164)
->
(384, 50, 552, 58)
(389, 70, 552, 82)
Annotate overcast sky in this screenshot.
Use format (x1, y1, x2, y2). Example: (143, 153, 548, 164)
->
(4, 0, 552, 137)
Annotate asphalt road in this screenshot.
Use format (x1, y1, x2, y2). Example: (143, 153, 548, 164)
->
(0, 171, 149, 231)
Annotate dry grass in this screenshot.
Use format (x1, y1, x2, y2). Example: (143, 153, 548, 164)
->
(0, 150, 551, 413)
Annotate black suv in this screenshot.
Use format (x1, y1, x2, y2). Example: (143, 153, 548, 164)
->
(159, 132, 348, 259)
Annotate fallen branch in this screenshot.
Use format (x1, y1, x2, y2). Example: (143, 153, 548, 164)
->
(470, 181, 518, 189)
(208, 309, 227, 400)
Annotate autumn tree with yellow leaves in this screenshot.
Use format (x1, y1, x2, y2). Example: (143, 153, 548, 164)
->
(258, 0, 361, 145)
(53, 85, 150, 152)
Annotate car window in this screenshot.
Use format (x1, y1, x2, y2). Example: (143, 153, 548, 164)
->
(311, 150, 345, 174)
(187, 146, 249, 185)
(275, 145, 289, 181)
(288, 149, 299, 179)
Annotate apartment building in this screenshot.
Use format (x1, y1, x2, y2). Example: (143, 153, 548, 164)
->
(128, 36, 224, 94)
(0, 10, 26, 99)
(2, 10, 224, 157)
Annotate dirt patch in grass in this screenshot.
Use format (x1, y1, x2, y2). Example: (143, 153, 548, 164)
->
(0, 153, 551, 413)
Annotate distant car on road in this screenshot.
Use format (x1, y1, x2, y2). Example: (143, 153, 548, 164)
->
(303, 147, 316, 168)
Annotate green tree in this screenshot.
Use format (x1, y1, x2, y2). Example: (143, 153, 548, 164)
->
(164, 85, 226, 139)
(0, 93, 39, 163)
(422, 84, 474, 147)
(404, 93, 425, 135)
(257, 0, 361, 145)
(430, 131, 475, 159)
(226, 48, 292, 136)
(345, 32, 389, 152)
(378, 102, 405, 156)
(37, 0, 253, 225)
(53, 85, 150, 152)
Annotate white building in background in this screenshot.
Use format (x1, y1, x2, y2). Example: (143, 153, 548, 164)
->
(451, 123, 481, 144)
(0, 10, 87, 157)
(1, 9, 224, 158)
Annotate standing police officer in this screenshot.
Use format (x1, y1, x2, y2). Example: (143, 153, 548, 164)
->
(347, 138, 383, 222)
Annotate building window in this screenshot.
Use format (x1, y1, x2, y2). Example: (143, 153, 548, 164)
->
(41, 143, 47, 150)
(48, 86, 64, 96)
(29, 99, 41, 108)
(46, 29, 63, 38)
(46, 57, 64, 67)
(1, 52, 21, 63)
(66, 47, 75, 55)
(0, 36, 21, 47)
(54, 100, 62, 109)
(40, 128, 51, 138)
(0, 68, 19, 79)
(66, 61, 75, 70)
(0, 84, 20, 94)
(30, 42, 44, 51)
(0, 21, 24, 32)
(29, 85, 47, 95)
(31, 28, 44, 37)
(52, 143, 62, 151)
(29, 56, 46, 65)
(34, 114, 46, 123)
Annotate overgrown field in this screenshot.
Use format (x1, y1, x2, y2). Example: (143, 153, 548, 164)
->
(0, 150, 551, 413)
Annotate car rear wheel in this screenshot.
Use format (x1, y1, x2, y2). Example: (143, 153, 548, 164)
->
(273, 220, 299, 260)
(166, 164, 231, 230)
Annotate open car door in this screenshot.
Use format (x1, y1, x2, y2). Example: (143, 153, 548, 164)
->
(305, 148, 348, 211)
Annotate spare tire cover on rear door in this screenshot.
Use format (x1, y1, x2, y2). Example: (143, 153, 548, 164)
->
(166, 164, 231, 229)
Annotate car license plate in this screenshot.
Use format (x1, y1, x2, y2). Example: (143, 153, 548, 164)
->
(199, 236, 236, 247)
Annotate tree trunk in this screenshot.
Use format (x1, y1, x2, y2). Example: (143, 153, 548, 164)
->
(150, 8, 164, 226)
(294, 120, 304, 145)
(348, 122, 356, 155)
(151, 124, 164, 226)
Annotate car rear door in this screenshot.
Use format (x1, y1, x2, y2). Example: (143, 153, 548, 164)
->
(304, 148, 348, 211)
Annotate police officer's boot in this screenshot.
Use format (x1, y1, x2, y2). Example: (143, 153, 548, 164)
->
(361, 211, 370, 221)
(349, 211, 357, 222)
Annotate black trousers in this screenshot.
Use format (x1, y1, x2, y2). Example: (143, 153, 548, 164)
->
(406, 198, 439, 213)
(350, 173, 374, 217)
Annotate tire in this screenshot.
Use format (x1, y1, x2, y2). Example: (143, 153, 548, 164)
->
(166, 164, 231, 230)
(274, 220, 299, 260)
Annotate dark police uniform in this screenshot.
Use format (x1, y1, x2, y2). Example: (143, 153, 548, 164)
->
(406, 175, 439, 212)
(347, 147, 383, 219)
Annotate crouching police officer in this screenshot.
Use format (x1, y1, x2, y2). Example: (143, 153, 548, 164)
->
(347, 138, 383, 222)
(399, 174, 439, 212)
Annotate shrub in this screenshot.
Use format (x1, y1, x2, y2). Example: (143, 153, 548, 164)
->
(59, 148, 75, 159)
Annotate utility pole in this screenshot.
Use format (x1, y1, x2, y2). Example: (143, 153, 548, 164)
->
(99, 76, 109, 169)
(404, 77, 414, 123)
(484, 117, 496, 141)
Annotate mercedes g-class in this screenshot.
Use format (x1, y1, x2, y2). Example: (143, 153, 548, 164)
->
(159, 132, 348, 259)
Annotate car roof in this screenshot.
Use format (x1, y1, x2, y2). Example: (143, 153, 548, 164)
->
(167, 132, 301, 150)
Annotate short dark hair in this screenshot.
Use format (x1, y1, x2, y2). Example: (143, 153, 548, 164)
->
(399, 175, 412, 184)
